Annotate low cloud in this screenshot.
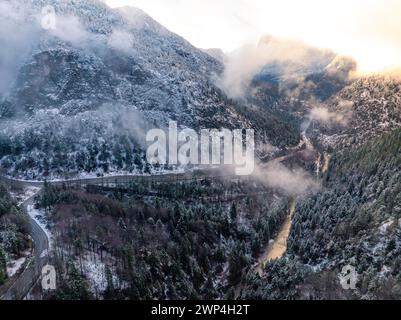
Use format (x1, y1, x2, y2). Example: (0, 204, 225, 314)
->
(0, 1, 41, 96)
(217, 35, 335, 99)
(49, 15, 89, 45)
(253, 161, 320, 196)
(107, 29, 134, 53)
(0, 1, 91, 97)
(308, 98, 354, 128)
(309, 106, 350, 126)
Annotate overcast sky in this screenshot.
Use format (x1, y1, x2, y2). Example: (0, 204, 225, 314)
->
(105, 0, 401, 72)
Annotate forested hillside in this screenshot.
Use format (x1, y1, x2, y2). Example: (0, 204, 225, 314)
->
(241, 127, 401, 299)
(0, 0, 300, 180)
(33, 178, 292, 299)
(0, 184, 30, 285)
(315, 76, 401, 150)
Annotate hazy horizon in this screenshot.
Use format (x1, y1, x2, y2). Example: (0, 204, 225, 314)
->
(105, 0, 401, 74)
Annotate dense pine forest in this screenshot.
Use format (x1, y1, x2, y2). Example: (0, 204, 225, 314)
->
(1, 0, 401, 302)
(241, 128, 401, 299)
(0, 184, 30, 285)
(33, 178, 291, 299)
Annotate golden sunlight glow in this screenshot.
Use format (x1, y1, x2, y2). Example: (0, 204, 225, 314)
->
(105, 0, 401, 73)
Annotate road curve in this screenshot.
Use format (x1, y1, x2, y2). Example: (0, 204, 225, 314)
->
(0, 169, 231, 300)
(0, 141, 311, 300)
(1, 190, 49, 300)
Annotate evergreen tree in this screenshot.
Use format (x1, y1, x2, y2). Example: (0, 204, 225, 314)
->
(0, 248, 7, 285)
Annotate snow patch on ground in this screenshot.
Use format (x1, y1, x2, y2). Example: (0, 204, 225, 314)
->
(81, 255, 107, 293)
(6, 250, 31, 277)
(9, 186, 41, 205)
(7, 257, 26, 278)
(379, 219, 394, 234)
(77, 253, 123, 296)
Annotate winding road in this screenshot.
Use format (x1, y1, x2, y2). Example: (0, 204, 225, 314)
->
(0, 190, 48, 300)
(0, 169, 242, 300)
(0, 131, 319, 300)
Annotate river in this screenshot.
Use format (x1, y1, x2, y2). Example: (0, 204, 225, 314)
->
(256, 200, 296, 275)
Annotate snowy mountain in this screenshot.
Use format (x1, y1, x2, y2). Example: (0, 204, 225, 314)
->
(0, 0, 299, 179)
(313, 76, 401, 151)
(2, 0, 226, 125)
(248, 36, 357, 117)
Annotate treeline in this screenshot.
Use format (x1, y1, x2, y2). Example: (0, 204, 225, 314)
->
(0, 127, 152, 179)
(36, 178, 290, 300)
(241, 127, 401, 299)
(0, 184, 30, 285)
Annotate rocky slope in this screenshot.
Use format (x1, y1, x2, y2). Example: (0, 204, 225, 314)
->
(314, 76, 401, 151)
(0, 0, 299, 179)
(240, 76, 401, 300)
